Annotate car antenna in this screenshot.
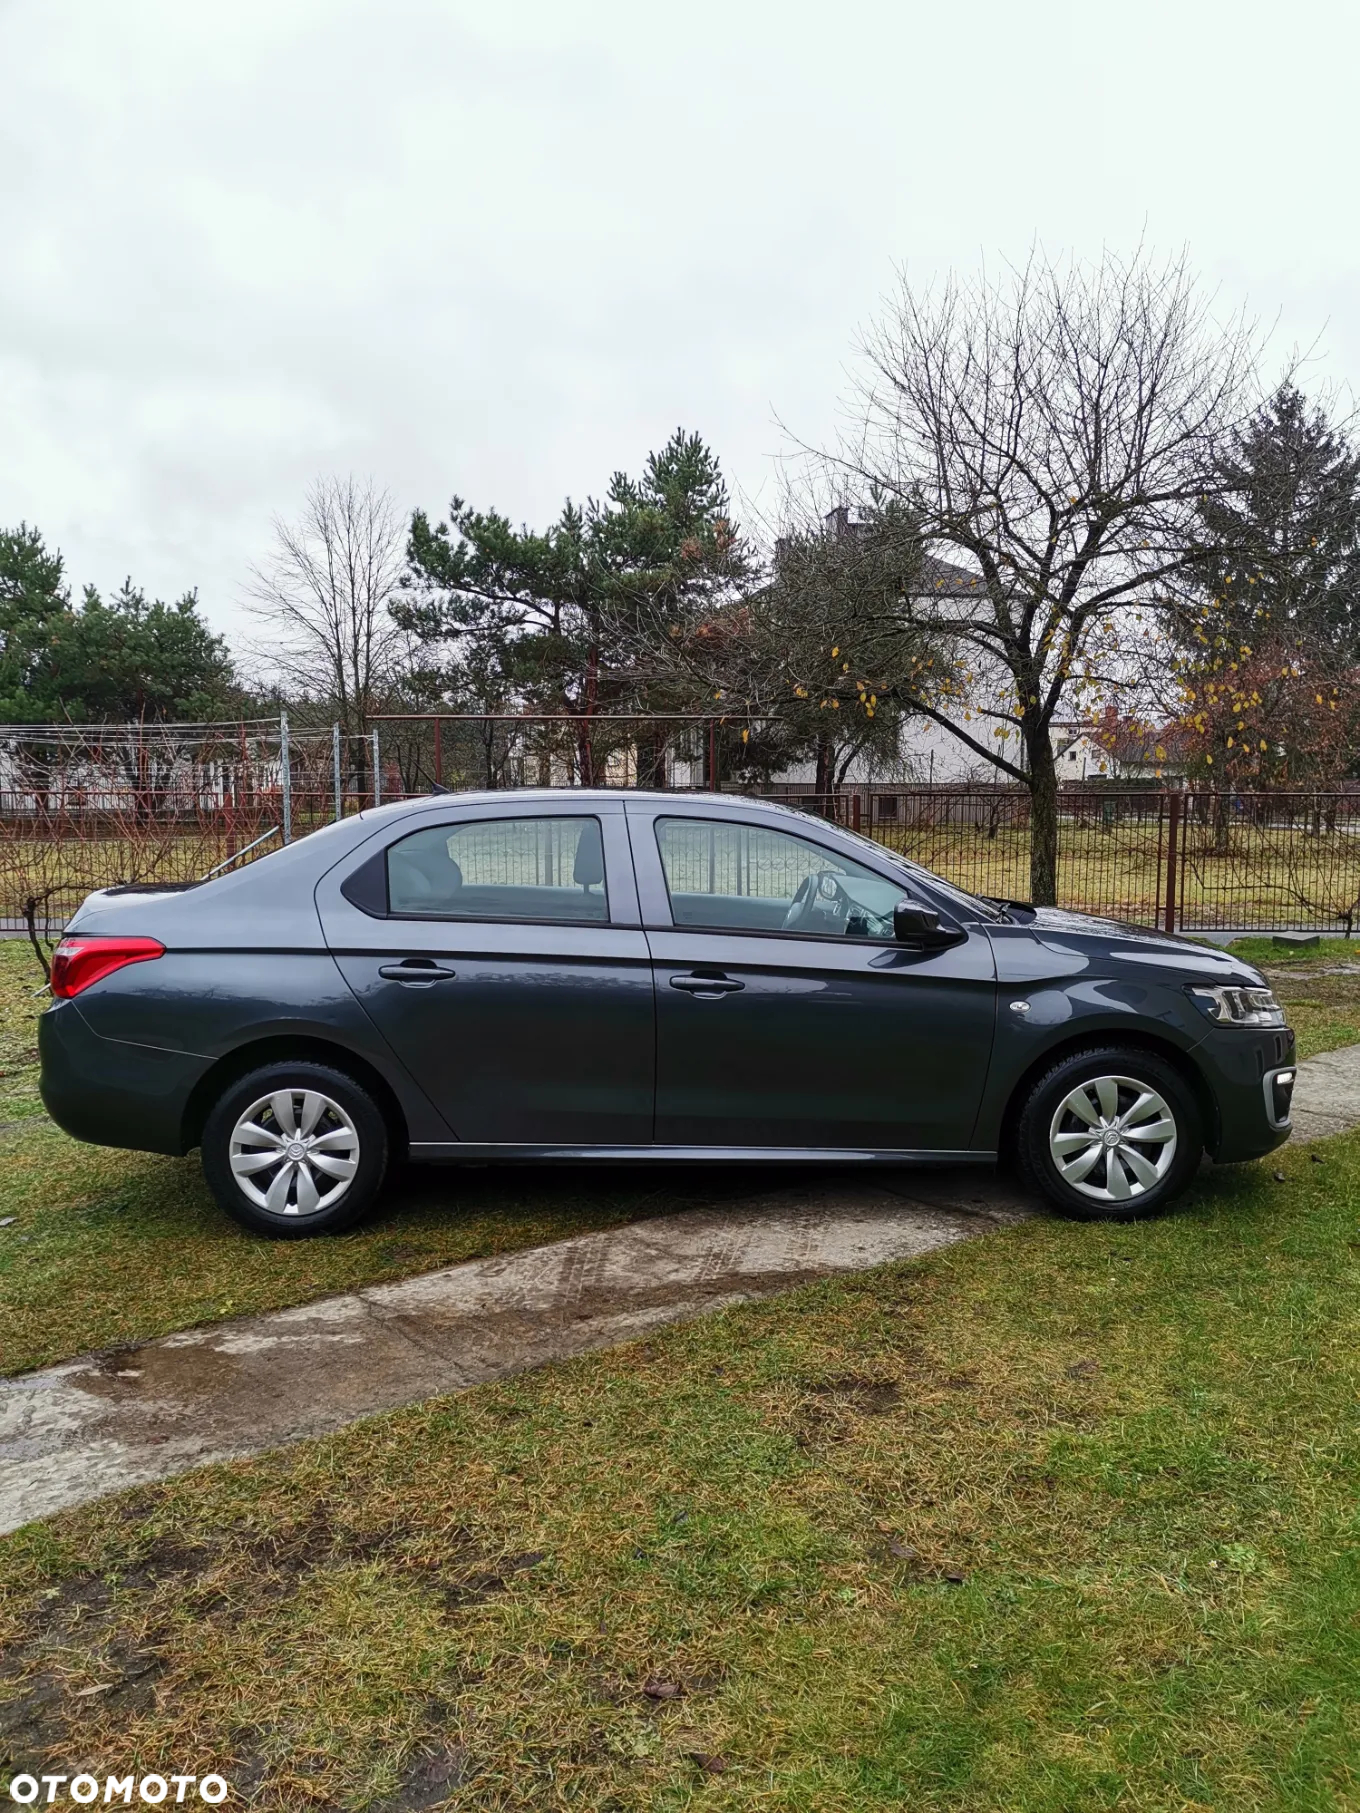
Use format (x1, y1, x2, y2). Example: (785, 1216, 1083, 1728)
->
(429, 780, 453, 794)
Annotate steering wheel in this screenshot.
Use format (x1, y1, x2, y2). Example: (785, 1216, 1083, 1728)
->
(782, 872, 839, 932)
(781, 875, 816, 931)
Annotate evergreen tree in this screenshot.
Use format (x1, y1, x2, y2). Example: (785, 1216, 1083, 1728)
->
(54, 582, 239, 721)
(1172, 385, 1360, 785)
(398, 430, 750, 783)
(0, 525, 236, 722)
(0, 524, 69, 720)
(1191, 382, 1360, 651)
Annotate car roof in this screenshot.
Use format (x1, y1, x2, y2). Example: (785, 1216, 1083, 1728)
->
(364, 788, 811, 819)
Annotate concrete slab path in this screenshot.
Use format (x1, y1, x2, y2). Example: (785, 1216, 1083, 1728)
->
(1286, 1043, 1360, 1142)
(0, 1175, 1031, 1533)
(2, 1041, 1356, 1536)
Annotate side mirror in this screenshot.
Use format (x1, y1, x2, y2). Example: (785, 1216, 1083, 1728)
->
(893, 899, 956, 947)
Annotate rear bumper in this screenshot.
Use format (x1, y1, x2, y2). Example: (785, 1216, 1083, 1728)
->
(1198, 1025, 1297, 1163)
(39, 1000, 210, 1156)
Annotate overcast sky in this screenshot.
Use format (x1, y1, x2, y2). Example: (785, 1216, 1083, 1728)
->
(3, 0, 1358, 643)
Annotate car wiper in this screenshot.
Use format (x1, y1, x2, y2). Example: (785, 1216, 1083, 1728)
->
(986, 897, 1037, 923)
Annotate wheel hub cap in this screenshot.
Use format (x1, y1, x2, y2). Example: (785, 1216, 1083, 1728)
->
(1048, 1074, 1178, 1203)
(228, 1088, 361, 1217)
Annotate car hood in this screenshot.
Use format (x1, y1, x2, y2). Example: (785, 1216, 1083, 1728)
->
(990, 904, 1267, 987)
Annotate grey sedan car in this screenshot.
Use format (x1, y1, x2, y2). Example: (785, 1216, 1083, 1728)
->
(39, 790, 1296, 1236)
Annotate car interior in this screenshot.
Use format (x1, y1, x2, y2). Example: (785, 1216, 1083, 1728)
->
(386, 817, 610, 922)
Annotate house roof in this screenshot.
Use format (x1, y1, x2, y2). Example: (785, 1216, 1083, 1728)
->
(1102, 722, 1195, 765)
(916, 553, 984, 595)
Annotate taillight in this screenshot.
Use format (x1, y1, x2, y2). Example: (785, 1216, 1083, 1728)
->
(50, 936, 165, 998)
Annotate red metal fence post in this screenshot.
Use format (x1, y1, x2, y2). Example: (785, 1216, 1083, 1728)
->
(1163, 790, 1181, 936)
(433, 716, 443, 788)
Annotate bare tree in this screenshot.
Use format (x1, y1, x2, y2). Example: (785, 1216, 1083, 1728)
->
(247, 477, 410, 765)
(840, 245, 1269, 902)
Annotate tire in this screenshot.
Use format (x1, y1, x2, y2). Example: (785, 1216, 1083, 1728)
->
(1016, 1045, 1202, 1222)
(201, 1061, 389, 1238)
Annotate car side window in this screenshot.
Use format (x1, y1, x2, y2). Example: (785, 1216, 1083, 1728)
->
(654, 817, 905, 939)
(387, 816, 609, 922)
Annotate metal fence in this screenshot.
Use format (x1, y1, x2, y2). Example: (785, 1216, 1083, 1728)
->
(0, 719, 381, 936)
(3, 716, 1358, 937)
(776, 785, 1360, 934)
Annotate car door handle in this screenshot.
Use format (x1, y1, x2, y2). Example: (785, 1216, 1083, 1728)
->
(377, 960, 457, 983)
(670, 972, 745, 997)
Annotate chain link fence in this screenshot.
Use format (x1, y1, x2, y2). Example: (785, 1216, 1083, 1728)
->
(3, 717, 1358, 938)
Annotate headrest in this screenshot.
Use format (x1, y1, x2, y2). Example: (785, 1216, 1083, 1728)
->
(573, 829, 605, 888)
(389, 853, 433, 897)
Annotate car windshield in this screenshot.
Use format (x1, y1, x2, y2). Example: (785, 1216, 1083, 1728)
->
(785, 812, 1008, 921)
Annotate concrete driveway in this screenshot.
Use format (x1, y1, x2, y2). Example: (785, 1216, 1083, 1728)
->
(0, 1168, 1033, 1532)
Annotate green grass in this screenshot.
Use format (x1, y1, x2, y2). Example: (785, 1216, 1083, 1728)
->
(1226, 935, 1360, 968)
(0, 941, 702, 1377)
(3, 1131, 1360, 1808)
(3, 929, 1359, 1381)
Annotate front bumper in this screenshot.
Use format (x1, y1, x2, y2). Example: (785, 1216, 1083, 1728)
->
(1195, 1023, 1297, 1162)
(39, 1000, 211, 1156)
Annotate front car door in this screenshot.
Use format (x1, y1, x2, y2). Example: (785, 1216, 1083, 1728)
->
(628, 801, 998, 1153)
(316, 801, 654, 1147)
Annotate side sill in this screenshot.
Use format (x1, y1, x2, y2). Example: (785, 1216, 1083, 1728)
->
(407, 1143, 995, 1165)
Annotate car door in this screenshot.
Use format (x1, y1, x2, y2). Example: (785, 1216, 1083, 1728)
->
(316, 803, 655, 1146)
(629, 803, 997, 1152)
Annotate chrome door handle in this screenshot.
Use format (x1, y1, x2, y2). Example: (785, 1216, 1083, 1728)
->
(377, 960, 457, 983)
(670, 972, 745, 997)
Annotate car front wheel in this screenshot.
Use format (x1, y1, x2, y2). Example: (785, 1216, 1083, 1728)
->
(1017, 1046, 1202, 1222)
(201, 1061, 389, 1237)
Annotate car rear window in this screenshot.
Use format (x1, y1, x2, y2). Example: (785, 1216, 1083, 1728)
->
(385, 816, 609, 922)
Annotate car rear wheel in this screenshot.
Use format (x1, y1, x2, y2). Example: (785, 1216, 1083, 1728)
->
(201, 1061, 388, 1238)
(1017, 1046, 1202, 1222)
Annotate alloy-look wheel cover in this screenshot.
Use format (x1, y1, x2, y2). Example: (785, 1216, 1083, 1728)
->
(228, 1088, 361, 1216)
(1047, 1074, 1178, 1203)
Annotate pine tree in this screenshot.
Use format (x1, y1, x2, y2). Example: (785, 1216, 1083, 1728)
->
(0, 524, 69, 720)
(1174, 387, 1360, 787)
(398, 430, 751, 784)
(1192, 383, 1360, 651)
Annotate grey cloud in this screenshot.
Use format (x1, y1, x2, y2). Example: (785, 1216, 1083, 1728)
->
(2, 0, 1358, 637)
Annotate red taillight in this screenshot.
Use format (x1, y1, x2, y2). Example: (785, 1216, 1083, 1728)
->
(50, 936, 165, 998)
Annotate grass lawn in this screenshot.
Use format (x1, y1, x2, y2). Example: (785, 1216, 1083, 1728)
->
(1225, 938, 1360, 1062)
(2, 1125, 1359, 1808)
(3, 931, 1358, 1381)
(0, 940, 697, 1377)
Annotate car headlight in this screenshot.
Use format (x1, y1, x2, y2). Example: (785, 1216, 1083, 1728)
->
(1188, 984, 1286, 1028)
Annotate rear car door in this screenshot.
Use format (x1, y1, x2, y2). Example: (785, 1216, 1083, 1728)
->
(629, 802, 997, 1152)
(316, 802, 654, 1145)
